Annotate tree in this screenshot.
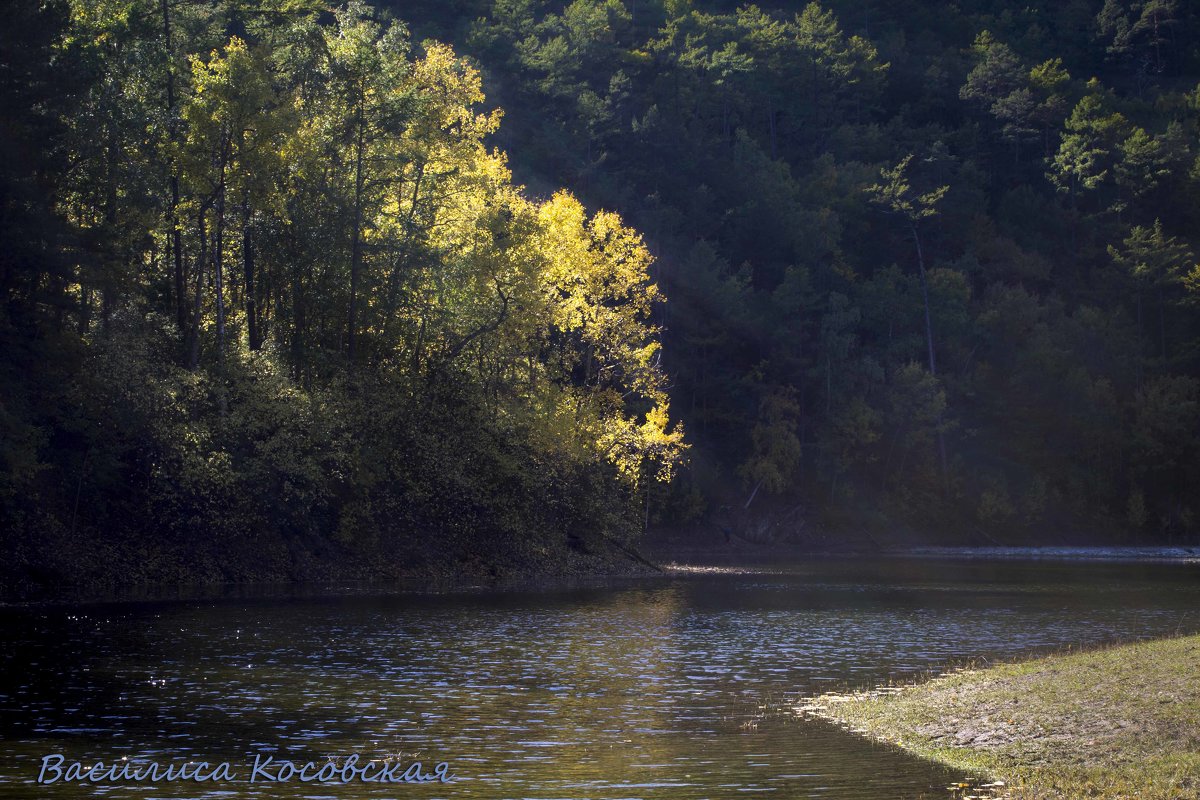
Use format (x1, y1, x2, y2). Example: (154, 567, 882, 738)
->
(1116, 127, 1168, 199)
(867, 156, 947, 379)
(867, 155, 950, 486)
(960, 32, 1037, 164)
(739, 387, 802, 497)
(321, 3, 415, 361)
(1108, 219, 1194, 368)
(1048, 84, 1130, 209)
(1028, 58, 1071, 159)
(179, 37, 285, 363)
(535, 191, 686, 484)
(60, 0, 165, 334)
(1097, 0, 1181, 80)
(1130, 375, 1199, 537)
(884, 362, 947, 483)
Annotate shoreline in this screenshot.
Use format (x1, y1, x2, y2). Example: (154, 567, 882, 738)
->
(651, 542, 1200, 564)
(0, 556, 661, 610)
(800, 634, 1200, 799)
(7, 545, 1200, 608)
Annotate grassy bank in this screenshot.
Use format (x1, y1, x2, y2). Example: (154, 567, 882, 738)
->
(801, 635, 1200, 799)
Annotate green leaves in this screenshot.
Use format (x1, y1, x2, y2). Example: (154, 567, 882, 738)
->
(1108, 219, 1194, 289)
(1048, 87, 1130, 199)
(739, 387, 802, 495)
(12, 0, 1200, 572)
(867, 155, 948, 225)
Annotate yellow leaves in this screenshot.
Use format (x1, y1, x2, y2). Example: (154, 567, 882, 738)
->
(532, 191, 685, 483)
(413, 43, 487, 113)
(643, 402, 671, 434)
(536, 191, 659, 344)
(64, 0, 143, 50)
(598, 401, 687, 485)
(188, 38, 265, 112)
(164, 1, 686, 488)
(179, 37, 285, 199)
(640, 403, 688, 478)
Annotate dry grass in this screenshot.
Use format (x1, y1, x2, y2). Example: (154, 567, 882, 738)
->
(800, 634, 1200, 799)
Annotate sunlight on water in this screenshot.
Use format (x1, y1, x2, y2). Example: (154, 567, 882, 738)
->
(0, 558, 1197, 799)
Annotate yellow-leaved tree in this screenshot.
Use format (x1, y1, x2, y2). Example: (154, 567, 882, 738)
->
(534, 192, 686, 485)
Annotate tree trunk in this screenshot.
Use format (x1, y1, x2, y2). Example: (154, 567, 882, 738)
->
(79, 286, 92, 334)
(243, 190, 260, 350)
(214, 189, 226, 364)
(1158, 287, 1167, 366)
(188, 209, 208, 370)
(101, 113, 118, 335)
(291, 265, 306, 379)
(912, 223, 949, 489)
(768, 100, 777, 159)
(1136, 290, 1143, 390)
(348, 91, 366, 362)
(162, 0, 187, 336)
(913, 224, 937, 376)
(382, 161, 423, 339)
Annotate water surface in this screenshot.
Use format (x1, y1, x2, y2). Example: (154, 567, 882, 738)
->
(1, 557, 1197, 799)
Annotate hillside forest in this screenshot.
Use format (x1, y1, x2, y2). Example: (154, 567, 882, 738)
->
(2, 0, 1199, 594)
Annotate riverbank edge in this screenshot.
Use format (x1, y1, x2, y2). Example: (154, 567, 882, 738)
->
(799, 634, 1200, 799)
(0, 538, 664, 608)
(12, 544, 1200, 608)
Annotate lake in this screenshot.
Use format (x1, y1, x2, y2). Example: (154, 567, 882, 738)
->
(1, 556, 1198, 799)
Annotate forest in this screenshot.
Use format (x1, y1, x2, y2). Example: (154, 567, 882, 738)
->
(2, 0, 1199, 594)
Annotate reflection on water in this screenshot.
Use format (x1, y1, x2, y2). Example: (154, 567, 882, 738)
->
(0, 558, 1197, 799)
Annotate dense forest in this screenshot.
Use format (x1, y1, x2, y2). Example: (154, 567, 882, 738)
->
(0, 0, 686, 594)
(2, 0, 1199, 594)
(441, 0, 1200, 544)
